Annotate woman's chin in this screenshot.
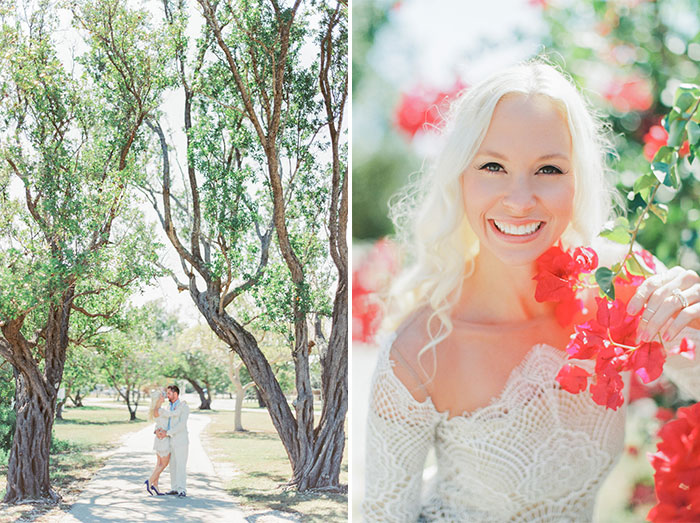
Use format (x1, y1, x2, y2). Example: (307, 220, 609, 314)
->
(478, 242, 554, 268)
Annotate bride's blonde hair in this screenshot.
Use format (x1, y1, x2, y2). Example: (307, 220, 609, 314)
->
(387, 59, 618, 366)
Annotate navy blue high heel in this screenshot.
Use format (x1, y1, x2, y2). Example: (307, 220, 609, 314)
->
(144, 479, 153, 496)
(151, 483, 164, 496)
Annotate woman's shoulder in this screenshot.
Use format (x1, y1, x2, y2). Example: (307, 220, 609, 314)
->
(386, 307, 435, 403)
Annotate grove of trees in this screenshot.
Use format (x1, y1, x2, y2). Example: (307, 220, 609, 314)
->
(0, 0, 347, 504)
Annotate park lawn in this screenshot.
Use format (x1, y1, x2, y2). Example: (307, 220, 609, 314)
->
(204, 408, 348, 522)
(0, 405, 147, 523)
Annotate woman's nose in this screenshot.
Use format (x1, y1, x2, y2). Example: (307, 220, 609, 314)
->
(501, 176, 537, 214)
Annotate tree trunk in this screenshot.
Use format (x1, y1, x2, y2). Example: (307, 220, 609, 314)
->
(124, 386, 137, 421)
(227, 353, 252, 431)
(255, 387, 265, 408)
(4, 373, 59, 503)
(55, 398, 66, 420)
(298, 282, 348, 490)
(55, 382, 71, 420)
(0, 291, 74, 504)
(234, 389, 245, 432)
(187, 378, 211, 410)
(190, 290, 299, 456)
(71, 390, 84, 407)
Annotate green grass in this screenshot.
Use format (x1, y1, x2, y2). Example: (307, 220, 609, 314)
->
(0, 405, 147, 522)
(53, 405, 148, 447)
(203, 409, 348, 522)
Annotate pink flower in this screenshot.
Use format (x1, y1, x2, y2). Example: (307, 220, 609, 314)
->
(395, 80, 466, 138)
(603, 76, 653, 112)
(643, 120, 691, 161)
(352, 239, 400, 343)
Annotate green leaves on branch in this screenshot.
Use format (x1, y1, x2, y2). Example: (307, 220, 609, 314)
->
(595, 267, 616, 300)
(595, 84, 700, 300)
(600, 217, 631, 245)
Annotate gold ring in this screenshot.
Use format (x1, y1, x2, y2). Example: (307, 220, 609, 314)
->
(673, 288, 689, 308)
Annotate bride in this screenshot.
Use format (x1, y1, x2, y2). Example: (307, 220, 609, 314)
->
(144, 390, 170, 495)
(363, 61, 700, 521)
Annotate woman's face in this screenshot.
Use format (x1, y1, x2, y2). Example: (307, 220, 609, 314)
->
(462, 93, 575, 267)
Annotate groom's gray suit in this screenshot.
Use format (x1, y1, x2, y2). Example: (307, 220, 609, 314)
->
(164, 399, 190, 494)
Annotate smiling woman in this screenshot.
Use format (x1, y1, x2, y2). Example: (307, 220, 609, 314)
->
(362, 60, 700, 522)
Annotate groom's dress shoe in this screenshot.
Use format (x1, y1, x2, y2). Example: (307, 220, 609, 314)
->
(178, 492, 186, 497)
(166, 490, 178, 495)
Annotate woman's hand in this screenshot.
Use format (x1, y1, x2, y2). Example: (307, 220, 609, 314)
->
(627, 266, 700, 343)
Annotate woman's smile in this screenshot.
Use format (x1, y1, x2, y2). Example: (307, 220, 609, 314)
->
(490, 219, 545, 239)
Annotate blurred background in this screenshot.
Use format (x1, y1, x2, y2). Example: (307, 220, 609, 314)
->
(352, 0, 700, 520)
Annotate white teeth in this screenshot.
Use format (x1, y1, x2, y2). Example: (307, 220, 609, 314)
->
(493, 220, 542, 236)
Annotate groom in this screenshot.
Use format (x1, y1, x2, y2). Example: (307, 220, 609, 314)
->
(156, 384, 190, 497)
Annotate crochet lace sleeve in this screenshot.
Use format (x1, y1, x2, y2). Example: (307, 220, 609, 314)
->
(664, 328, 700, 400)
(363, 342, 441, 523)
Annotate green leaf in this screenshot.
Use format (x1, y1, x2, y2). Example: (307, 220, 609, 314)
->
(649, 203, 669, 223)
(653, 146, 674, 163)
(670, 164, 680, 189)
(595, 267, 616, 300)
(688, 121, 700, 147)
(638, 187, 651, 203)
(667, 119, 685, 148)
(665, 108, 681, 128)
(626, 255, 646, 277)
(674, 91, 696, 113)
(676, 83, 700, 98)
(600, 219, 631, 244)
(633, 174, 656, 194)
(651, 161, 671, 185)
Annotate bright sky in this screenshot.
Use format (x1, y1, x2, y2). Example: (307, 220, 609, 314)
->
(370, 0, 545, 88)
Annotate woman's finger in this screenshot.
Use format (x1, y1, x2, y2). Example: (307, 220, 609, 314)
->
(627, 273, 667, 315)
(662, 284, 700, 341)
(637, 278, 685, 342)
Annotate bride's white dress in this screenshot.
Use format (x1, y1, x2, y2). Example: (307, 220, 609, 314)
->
(363, 331, 700, 522)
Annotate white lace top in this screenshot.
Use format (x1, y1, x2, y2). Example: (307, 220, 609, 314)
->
(363, 331, 700, 522)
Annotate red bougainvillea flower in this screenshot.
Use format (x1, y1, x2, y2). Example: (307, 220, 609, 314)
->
(556, 364, 590, 393)
(542, 244, 696, 411)
(352, 239, 400, 343)
(648, 402, 700, 521)
(656, 407, 676, 424)
(557, 296, 667, 410)
(603, 75, 653, 113)
(643, 120, 691, 161)
(395, 80, 467, 138)
(534, 245, 598, 326)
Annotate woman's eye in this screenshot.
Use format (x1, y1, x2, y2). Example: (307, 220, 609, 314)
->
(480, 162, 504, 173)
(538, 165, 563, 175)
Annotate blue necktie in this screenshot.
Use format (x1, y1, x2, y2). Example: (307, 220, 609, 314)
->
(167, 402, 175, 430)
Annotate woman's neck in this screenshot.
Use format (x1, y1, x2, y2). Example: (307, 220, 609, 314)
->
(453, 249, 553, 324)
